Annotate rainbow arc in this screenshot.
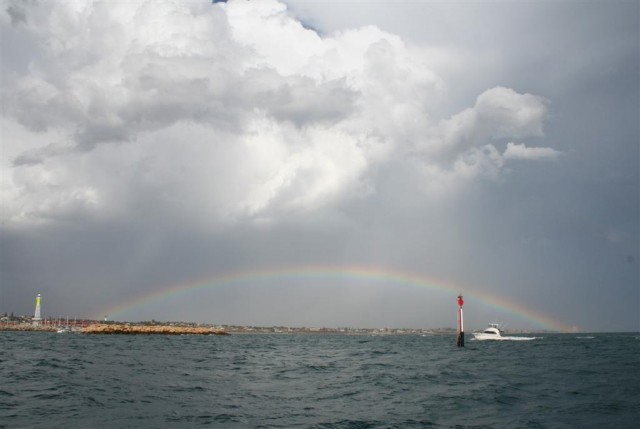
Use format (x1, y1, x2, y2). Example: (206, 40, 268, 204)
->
(98, 265, 571, 332)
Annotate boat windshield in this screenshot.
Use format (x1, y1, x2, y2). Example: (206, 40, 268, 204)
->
(483, 330, 497, 334)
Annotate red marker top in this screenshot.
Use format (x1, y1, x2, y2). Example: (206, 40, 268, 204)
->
(457, 296, 464, 307)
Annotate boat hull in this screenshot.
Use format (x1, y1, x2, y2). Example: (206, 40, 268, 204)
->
(472, 333, 539, 341)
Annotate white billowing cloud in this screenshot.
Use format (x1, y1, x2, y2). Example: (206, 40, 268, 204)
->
(1, 0, 559, 227)
(503, 142, 562, 161)
(418, 87, 548, 161)
(474, 87, 547, 139)
(409, 86, 556, 194)
(3, 0, 242, 144)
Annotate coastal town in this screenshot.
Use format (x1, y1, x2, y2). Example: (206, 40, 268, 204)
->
(0, 312, 456, 336)
(1, 293, 452, 335)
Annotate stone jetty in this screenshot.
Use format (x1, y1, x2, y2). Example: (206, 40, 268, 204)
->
(0, 324, 57, 332)
(82, 324, 229, 335)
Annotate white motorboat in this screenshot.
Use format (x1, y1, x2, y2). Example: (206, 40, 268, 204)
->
(472, 323, 539, 341)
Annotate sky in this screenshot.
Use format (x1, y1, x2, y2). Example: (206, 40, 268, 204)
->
(1, 0, 638, 332)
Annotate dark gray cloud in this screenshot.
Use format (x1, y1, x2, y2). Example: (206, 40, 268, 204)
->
(1, 0, 637, 331)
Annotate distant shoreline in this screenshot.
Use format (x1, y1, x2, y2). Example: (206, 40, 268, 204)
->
(82, 324, 229, 335)
(0, 323, 229, 335)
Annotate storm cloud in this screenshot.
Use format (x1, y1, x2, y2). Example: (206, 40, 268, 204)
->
(1, 0, 637, 331)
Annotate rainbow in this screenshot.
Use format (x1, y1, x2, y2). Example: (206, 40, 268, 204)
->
(97, 265, 571, 332)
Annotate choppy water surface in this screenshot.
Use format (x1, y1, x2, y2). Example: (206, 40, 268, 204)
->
(1, 332, 638, 428)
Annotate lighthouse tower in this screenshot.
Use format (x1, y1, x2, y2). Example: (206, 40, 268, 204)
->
(32, 294, 42, 326)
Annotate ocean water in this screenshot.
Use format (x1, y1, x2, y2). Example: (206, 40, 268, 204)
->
(1, 332, 638, 428)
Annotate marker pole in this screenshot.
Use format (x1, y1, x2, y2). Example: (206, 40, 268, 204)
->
(456, 294, 464, 347)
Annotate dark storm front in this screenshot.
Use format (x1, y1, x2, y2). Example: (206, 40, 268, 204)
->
(1, 333, 638, 428)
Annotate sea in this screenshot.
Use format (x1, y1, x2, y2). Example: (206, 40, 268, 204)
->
(1, 332, 639, 428)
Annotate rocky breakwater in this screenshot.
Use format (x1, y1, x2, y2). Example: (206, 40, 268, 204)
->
(0, 324, 57, 332)
(83, 324, 229, 335)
